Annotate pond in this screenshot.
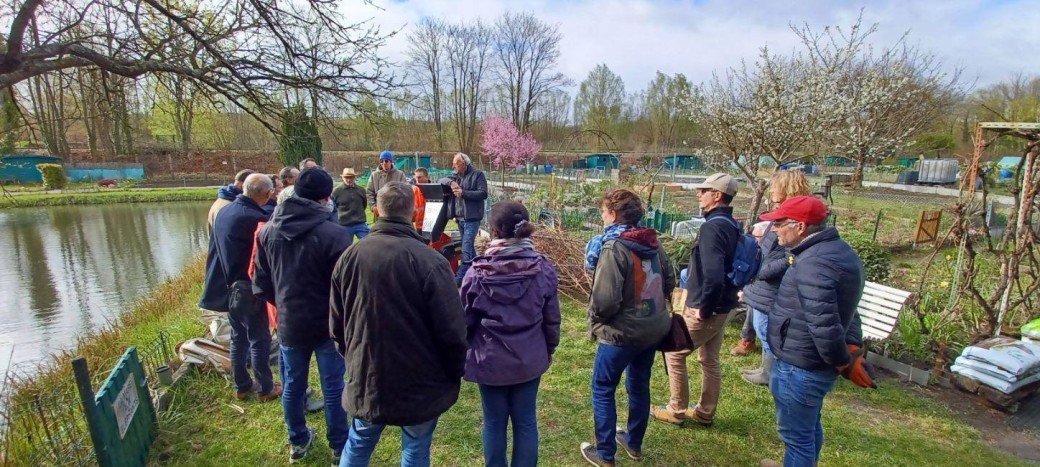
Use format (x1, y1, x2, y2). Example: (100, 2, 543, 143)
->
(0, 201, 210, 375)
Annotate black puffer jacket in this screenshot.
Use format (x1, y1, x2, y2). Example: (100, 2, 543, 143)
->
(767, 227, 865, 371)
(329, 218, 466, 426)
(741, 228, 789, 313)
(252, 197, 351, 347)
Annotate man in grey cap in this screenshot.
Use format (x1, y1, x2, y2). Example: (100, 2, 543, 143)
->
(652, 172, 741, 428)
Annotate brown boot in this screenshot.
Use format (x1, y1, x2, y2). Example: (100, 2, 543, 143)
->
(235, 384, 255, 401)
(257, 383, 283, 402)
(731, 338, 757, 356)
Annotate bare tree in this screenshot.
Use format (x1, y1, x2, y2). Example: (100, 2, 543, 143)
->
(573, 64, 625, 136)
(493, 11, 571, 134)
(444, 20, 493, 155)
(405, 17, 447, 151)
(0, 0, 395, 137)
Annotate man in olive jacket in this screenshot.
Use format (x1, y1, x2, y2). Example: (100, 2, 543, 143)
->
(330, 181, 466, 467)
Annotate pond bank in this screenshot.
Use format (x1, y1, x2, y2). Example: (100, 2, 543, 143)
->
(0, 186, 216, 209)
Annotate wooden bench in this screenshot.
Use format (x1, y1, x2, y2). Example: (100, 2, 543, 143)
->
(859, 281, 913, 341)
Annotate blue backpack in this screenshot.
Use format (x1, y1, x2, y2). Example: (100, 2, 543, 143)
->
(707, 216, 762, 288)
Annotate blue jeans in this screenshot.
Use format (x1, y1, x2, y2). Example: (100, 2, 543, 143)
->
(280, 340, 348, 450)
(227, 307, 273, 393)
(479, 377, 541, 467)
(343, 222, 369, 246)
(340, 417, 439, 467)
(591, 343, 656, 463)
(770, 359, 838, 467)
(753, 308, 771, 355)
(454, 219, 480, 284)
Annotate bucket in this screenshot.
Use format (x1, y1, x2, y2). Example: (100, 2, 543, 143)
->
(156, 365, 173, 386)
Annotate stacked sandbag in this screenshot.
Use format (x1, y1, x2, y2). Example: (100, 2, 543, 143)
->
(951, 336, 1040, 394)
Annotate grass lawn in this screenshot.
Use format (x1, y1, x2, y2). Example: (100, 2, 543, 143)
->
(149, 293, 1031, 466)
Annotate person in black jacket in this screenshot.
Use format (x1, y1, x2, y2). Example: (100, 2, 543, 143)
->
(330, 181, 467, 467)
(652, 173, 740, 428)
(760, 196, 866, 467)
(199, 173, 280, 402)
(253, 168, 352, 464)
(740, 169, 813, 385)
(448, 152, 488, 285)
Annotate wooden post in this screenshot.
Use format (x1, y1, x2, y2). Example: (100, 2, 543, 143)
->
(73, 357, 107, 466)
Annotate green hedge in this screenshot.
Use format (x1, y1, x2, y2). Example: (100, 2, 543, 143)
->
(843, 231, 891, 282)
(35, 163, 67, 190)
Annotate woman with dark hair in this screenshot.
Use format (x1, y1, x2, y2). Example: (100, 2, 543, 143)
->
(461, 200, 560, 467)
(580, 189, 674, 466)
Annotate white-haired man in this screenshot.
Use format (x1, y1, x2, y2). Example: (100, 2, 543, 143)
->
(448, 152, 488, 285)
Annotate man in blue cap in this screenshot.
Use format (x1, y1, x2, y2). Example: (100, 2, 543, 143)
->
(366, 150, 406, 219)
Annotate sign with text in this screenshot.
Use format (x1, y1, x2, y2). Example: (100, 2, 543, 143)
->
(113, 376, 139, 439)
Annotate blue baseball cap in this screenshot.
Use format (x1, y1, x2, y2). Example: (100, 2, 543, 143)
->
(379, 150, 393, 161)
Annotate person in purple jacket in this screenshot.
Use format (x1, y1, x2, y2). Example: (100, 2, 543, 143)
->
(460, 200, 561, 467)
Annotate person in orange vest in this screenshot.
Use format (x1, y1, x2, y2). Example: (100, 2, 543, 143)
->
(411, 167, 431, 231)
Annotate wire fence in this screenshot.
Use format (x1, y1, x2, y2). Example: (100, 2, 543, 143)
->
(0, 329, 176, 466)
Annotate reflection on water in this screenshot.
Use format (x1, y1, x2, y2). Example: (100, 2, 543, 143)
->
(0, 201, 210, 374)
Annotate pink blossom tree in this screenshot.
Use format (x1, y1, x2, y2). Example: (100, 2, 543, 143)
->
(481, 115, 541, 170)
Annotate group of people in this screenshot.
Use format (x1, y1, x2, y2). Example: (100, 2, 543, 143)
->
(200, 153, 874, 467)
(580, 171, 874, 467)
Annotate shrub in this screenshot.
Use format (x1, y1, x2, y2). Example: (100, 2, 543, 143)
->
(843, 231, 891, 282)
(35, 163, 67, 190)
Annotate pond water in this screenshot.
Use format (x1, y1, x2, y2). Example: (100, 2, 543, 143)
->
(0, 201, 210, 375)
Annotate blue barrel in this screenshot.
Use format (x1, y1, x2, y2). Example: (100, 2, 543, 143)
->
(544, 164, 553, 174)
(999, 169, 1013, 180)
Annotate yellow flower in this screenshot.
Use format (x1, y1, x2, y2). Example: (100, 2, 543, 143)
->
(940, 281, 949, 288)
(945, 254, 952, 261)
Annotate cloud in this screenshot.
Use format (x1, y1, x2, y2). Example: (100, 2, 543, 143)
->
(351, 0, 1039, 93)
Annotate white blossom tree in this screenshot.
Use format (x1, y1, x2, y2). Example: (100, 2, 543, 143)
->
(794, 17, 963, 184)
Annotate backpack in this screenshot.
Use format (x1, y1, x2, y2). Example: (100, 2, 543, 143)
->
(707, 216, 762, 288)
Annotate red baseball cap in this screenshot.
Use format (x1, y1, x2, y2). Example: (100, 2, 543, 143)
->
(760, 196, 828, 224)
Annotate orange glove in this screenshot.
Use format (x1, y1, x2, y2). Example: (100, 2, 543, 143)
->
(837, 345, 877, 389)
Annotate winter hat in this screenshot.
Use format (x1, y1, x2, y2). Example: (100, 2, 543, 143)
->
(379, 150, 394, 161)
(295, 168, 333, 201)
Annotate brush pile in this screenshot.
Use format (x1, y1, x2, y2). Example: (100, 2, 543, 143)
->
(532, 228, 592, 301)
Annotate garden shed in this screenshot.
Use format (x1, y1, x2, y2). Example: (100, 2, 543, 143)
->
(663, 154, 702, 170)
(584, 153, 619, 170)
(0, 154, 63, 183)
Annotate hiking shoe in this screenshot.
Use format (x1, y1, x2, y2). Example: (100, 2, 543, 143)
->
(684, 405, 714, 427)
(742, 369, 770, 386)
(289, 428, 316, 463)
(331, 449, 342, 467)
(257, 383, 283, 402)
(760, 459, 781, 467)
(235, 383, 255, 401)
(615, 427, 642, 461)
(730, 338, 757, 356)
(580, 442, 615, 467)
(650, 405, 687, 426)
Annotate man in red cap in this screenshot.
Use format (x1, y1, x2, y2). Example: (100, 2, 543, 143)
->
(757, 195, 872, 467)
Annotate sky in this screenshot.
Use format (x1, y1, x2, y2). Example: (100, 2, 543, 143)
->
(350, 0, 1038, 94)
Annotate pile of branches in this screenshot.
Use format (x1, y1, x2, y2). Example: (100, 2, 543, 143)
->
(532, 228, 592, 301)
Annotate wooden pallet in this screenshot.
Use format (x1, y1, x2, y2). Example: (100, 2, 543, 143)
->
(950, 373, 1040, 413)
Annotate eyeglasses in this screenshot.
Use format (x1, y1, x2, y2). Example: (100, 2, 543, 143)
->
(774, 220, 801, 229)
(697, 188, 718, 196)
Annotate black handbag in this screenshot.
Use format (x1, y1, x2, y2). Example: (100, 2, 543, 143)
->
(227, 279, 262, 316)
(658, 313, 694, 352)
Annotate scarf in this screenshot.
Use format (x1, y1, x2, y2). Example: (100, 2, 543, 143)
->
(585, 223, 630, 271)
(485, 237, 535, 256)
